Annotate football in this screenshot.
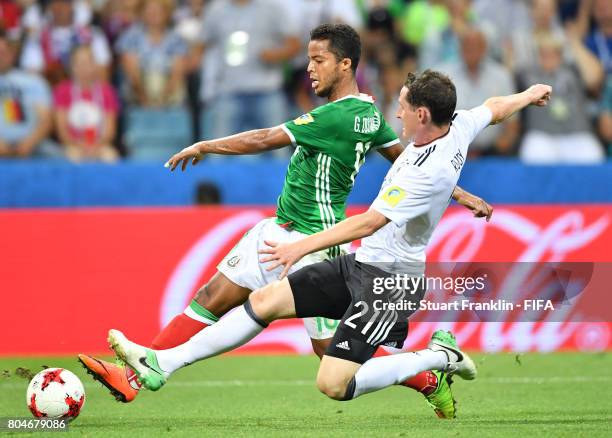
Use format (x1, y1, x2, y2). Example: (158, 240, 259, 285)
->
(26, 368, 85, 420)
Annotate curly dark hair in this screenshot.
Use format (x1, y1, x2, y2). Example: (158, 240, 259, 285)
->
(310, 23, 361, 73)
(404, 70, 457, 126)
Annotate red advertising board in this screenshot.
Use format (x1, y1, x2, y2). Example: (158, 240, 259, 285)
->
(1, 205, 610, 355)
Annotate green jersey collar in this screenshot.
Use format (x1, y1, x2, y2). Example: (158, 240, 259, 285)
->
(333, 93, 375, 104)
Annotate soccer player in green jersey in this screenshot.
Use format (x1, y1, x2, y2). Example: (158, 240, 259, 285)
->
(79, 24, 492, 417)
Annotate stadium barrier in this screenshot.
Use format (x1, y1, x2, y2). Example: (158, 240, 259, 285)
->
(0, 159, 612, 207)
(1, 205, 610, 355)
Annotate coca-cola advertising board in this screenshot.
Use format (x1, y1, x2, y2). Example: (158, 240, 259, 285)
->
(1, 205, 610, 355)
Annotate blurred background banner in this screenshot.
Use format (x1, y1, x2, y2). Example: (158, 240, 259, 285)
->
(2, 204, 610, 355)
(2, 160, 612, 207)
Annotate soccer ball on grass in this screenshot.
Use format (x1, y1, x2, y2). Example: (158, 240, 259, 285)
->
(26, 368, 85, 420)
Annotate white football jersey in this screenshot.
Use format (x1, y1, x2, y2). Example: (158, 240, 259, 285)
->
(355, 105, 493, 273)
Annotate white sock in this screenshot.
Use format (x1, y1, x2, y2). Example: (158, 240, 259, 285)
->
(352, 349, 447, 398)
(155, 304, 266, 374)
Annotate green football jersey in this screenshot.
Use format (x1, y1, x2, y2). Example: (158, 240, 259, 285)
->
(277, 94, 400, 241)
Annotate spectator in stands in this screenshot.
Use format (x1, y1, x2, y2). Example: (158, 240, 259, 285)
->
(116, 0, 187, 107)
(20, 0, 93, 33)
(598, 76, 612, 154)
(418, 0, 474, 70)
(284, 0, 326, 114)
(174, 0, 207, 45)
(194, 0, 300, 140)
(505, 0, 568, 73)
(0, 0, 22, 40)
(391, 0, 449, 51)
(100, 0, 141, 47)
(174, 0, 208, 141)
(116, 0, 192, 160)
(20, 0, 110, 86)
(53, 45, 119, 162)
(519, 32, 605, 163)
(371, 40, 405, 135)
(322, 0, 365, 31)
(0, 31, 57, 158)
(439, 27, 519, 156)
(585, 0, 612, 75)
(472, 0, 530, 62)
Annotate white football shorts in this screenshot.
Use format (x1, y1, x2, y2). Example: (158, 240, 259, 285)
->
(217, 217, 347, 340)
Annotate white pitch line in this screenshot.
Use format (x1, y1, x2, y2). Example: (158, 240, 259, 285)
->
(1, 376, 611, 390)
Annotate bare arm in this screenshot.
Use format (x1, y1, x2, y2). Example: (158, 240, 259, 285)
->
(566, 26, 604, 93)
(187, 43, 206, 74)
(599, 111, 612, 143)
(571, 0, 594, 39)
(377, 143, 404, 162)
(484, 84, 552, 125)
(163, 54, 186, 105)
(260, 208, 390, 278)
(15, 105, 52, 157)
(452, 186, 494, 221)
(99, 112, 117, 146)
(54, 109, 75, 146)
(166, 126, 292, 171)
(120, 53, 146, 106)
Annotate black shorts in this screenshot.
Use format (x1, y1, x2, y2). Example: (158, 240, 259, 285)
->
(288, 254, 425, 364)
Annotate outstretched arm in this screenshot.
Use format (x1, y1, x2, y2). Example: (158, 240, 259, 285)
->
(165, 126, 291, 171)
(260, 209, 390, 278)
(484, 84, 552, 125)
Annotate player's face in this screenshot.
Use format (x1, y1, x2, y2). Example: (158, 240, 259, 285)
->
(396, 87, 418, 139)
(307, 39, 341, 97)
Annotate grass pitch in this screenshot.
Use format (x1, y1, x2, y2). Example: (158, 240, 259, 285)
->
(1, 353, 610, 437)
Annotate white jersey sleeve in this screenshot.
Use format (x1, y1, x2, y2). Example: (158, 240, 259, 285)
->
(453, 105, 493, 145)
(371, 165, 434, 227)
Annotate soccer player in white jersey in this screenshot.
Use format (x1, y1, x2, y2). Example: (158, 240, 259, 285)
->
(80, 25, 491, 415)
(106, 70, 551, 415)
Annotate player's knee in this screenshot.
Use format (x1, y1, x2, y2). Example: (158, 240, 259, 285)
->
(193, 284, 211, 307)
(248, 284, 277, 321)
(193, 274, 251, 316)
(250, 279, 295, 322)
(316, 374, 348, 401)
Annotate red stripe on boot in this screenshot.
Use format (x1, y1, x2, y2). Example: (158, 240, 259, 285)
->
(373, 347, 438, 395)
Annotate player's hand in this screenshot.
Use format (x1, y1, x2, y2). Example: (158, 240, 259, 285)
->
(165, 144, 205, 171)
(527, 84, 552, 107)
(259, 240, 306, 279)
(468, 197, 494, 222)
(456, 190, 493, 222)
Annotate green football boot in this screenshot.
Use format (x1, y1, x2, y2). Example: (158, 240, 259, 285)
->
(428, 330, 477, 380)
(107, 329, 168, 391)
(425, 370, 456, 419)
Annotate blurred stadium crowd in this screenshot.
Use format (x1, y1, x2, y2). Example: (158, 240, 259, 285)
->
(0, 0, 611, 163)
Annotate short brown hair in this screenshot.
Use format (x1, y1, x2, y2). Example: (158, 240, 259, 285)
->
(404, 70, 457, 126)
